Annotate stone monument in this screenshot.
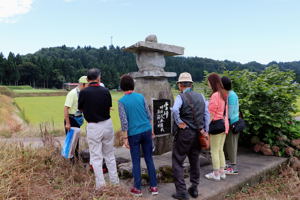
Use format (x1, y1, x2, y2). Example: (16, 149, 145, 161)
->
(124, 34, 184, 155)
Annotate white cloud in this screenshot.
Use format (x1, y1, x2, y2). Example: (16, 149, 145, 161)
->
(0, 0, 33, 22)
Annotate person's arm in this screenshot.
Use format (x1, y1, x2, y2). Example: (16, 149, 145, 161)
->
(208, 93, 218, 121)
(64, 92, 73, 131)
(143, 97, 152, 121)
(143, 97, 155, 138)
(228, 92, 239, 124)
(64, 106, 71, 131)
(108, 91, 113, 111)
(78, 90, 84, 112)
(201, 94, 210, 132)
(172, 95, 186, 129)
(228, 93, 234, 122)
(118, 102, 129, 149)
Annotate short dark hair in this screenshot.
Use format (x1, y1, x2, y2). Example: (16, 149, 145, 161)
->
(87, 68, 101, 81)
(179, 82, 193, 88)
(120, 75, 134, 91)
(221, 76, 232, 91)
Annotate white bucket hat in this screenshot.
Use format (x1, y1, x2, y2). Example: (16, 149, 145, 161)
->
(177, 72, 193, 83)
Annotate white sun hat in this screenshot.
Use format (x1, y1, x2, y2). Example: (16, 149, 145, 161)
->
(177, 72, 193, 83)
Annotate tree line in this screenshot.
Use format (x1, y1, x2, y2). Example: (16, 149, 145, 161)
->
(0, 45, 299, 89)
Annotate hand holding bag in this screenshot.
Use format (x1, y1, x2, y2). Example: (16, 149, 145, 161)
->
(198, 130, 210, 150)
(182, 93, 210, 150)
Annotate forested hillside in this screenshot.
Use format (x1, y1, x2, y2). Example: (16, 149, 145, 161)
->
(0, 45, 299, 89)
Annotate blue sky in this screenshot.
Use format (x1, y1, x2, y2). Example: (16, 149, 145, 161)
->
(0, 0, 299, 64)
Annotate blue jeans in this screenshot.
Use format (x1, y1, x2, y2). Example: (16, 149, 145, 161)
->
(128, 130, 157, 189)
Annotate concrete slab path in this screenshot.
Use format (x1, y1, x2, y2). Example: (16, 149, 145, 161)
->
(118, 148, 287, 200)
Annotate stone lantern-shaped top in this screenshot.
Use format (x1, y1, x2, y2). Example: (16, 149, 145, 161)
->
(125, 34, 184, 78)
(124, 35, 184, 155)
(124, 34, 184, 104)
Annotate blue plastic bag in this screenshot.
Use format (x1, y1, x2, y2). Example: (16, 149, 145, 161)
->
(61, 127, 80, 159)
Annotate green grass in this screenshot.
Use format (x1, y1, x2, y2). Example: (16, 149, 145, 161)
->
(13, 89, 65, 94)
(295, 97, 300, 117)
(6, 85, 33, 90)
(14, 91, 123, 131)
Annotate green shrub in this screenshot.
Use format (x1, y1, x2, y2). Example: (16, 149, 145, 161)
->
(222, 66, 300, 147)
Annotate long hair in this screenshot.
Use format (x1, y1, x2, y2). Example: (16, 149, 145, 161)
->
(208, 73, 227, 101)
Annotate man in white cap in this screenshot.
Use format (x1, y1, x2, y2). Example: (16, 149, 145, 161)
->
(171, 72, 209, 200)
(64, 76, 88, 159)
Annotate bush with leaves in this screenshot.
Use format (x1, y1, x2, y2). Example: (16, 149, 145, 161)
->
(204, 66, 300, 156)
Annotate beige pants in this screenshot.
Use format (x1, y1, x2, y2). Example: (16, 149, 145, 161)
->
(87, 119, 119, 188)
(224, 130, 239, 165)
(210, 133, 226, 170)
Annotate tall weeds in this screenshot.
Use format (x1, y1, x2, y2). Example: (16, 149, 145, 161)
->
(0, 129, 138, 200)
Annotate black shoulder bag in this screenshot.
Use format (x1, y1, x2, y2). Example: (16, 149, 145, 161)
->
(208, 99, 226, 135)
(230, 111, 246, 134)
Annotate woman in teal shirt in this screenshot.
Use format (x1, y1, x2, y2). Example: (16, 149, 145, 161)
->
(118, 75, 158, 197)
(222, 76, 240, 175)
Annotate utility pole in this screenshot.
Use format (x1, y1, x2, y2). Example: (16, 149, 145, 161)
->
(110, 36, 113, 46)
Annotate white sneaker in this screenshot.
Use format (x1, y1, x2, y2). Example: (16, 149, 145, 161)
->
(205, 172, 220, 181)
(220, 173, 226, 180)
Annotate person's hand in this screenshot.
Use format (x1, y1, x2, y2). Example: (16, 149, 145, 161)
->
(123, 138, 130, 149)
(178, 122, 187, 129)
(152, 131, 156, 139)
(65, 122, 71, 131)
(200, 129, 208, 136)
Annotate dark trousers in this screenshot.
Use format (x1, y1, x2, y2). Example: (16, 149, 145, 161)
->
(64, 116, 80, 158)
(172, 128, 200, 194)
(128, 130, 157, 190)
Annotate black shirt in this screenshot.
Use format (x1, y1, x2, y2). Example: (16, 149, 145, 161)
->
(78, 83, 112, 123)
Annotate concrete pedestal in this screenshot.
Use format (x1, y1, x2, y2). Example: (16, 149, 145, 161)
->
(134, 77, 174, 106)
(152, 134, 173, 155)
(124, 34, 184, 155)
(133, 77, 174, 155)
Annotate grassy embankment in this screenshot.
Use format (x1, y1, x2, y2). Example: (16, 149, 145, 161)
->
(226, 166, 300, 200)
(0, 95, 26, 137)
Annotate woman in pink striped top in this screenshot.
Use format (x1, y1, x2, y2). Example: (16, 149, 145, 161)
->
(205, 73, 229, 181)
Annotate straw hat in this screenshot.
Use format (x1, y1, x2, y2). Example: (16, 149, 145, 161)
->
(177, 72, 193, 83)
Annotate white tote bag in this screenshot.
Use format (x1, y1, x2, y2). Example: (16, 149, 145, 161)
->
(61, 127, 80, 159)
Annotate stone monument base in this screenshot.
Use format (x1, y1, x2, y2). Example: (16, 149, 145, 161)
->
(133, 76, 174, 106)
(153, 134, 173, 155)
(132, 76, 174, 155)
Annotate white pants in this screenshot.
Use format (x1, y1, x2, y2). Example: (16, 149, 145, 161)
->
(86, 119, 119, 188)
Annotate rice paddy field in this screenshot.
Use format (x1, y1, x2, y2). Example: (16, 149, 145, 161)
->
(14, 91, 123, 132)
(12, 89, 300, 136)
(13, 89, 66, 93)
